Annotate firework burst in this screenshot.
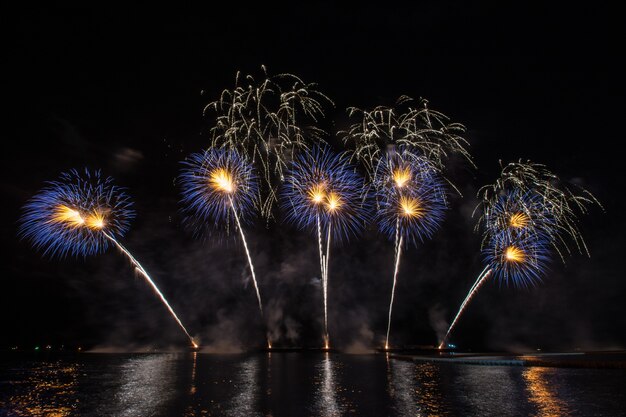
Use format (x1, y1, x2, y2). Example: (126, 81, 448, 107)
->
(19, 169, 133, 258)
(372, 148, 448, 349)
(179, 148, 258, 233)
(179, 147, 267, 345)
(439, 160, 601, 348)
(281, 146, 368, 347)
(19, 169, 196, 347)
(341, 96, 473, 190)
(205, 66, 333, 219)
(375, 150, 448, 246)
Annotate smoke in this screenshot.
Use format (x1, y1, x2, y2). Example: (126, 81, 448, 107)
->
(344, 322, 375, 354)
(428, 304, 449, 344)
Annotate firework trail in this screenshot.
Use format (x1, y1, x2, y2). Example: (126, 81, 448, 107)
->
(179, 148, 265, 317)
(205, 66, 334, 219)
(18, 169, 196, 347)
(438, 266, 491, 349)
(282, 146, 368, 347)
(341, 98, 471, 348)
(229, 195, 263, 314)
(375, 149, 448, 349)
(103, 231, 195, 344)
(439, 161, 601, 348)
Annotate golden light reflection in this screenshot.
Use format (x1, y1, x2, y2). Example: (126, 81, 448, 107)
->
(387, 359, 444, 416)
(8, 363, 79, 417)
(209, 168, 235, 193)
(190, 352, 197, 396)
(523, 366, 569, 416)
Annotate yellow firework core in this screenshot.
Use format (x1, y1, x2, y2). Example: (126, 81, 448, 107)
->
(509, 212, 530, 229)
(85, 211, 106, 230)
(52, 205, 85, 228)
(505, 246, 525, 263)
(308, 184, 326, 204)
(399, 196, 424, 218)
(392, 167, 411, 188)
(210, 168, 234, 193)
(325, 192, 342, 212)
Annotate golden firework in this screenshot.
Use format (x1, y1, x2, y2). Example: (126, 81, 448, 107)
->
(85, 211, 106, 230)
(308, 183, 326, 205)
(399, 196, 424, 219)
(209, 168, 235, 193)
(509, 212, 530, 229)
(505, 246, 525, 263)
(392, 167, 411, 188)
(52, 205, 85, 228)
(325, 192, 342, 212)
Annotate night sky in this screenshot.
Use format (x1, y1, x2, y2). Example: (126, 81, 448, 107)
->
(3, 4, 624, 351)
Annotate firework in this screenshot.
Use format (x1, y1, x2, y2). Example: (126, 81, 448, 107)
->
(372, 148, 448, 349)
(375, 150, 448, 246)
(281, 146, 368, 347)
(19, 169, 196, 347)
(205, 66, 334, 219)
(179, 149, 258, 232)
(439, 160, 601, 348)
(341, 96, 473, 188)
(179, 148, 265, 322)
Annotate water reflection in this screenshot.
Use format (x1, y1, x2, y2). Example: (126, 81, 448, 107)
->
(190, 352, 198, 395)
(386, 357, 447, 416)
(113, 354, 176, 416)
(318, 352, 341, 416)
(6, 360, 79, 416)
(523, 366, 570, 416)
(226, 355, 261, 417)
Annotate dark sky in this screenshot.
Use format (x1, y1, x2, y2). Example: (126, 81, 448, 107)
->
(2, 4, 624, 351)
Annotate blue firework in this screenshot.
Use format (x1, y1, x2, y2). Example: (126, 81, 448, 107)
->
(281, 146, 369, 242)
(374, 148, 448, 245)
(18, 169, 134, 258)
(483, 230, 550, 288)
(179, 148, 259, 233)
(482, 188, 557, 242)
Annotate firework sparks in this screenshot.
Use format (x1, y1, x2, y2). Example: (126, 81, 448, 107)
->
(179, 148, 265, 318)
(440, 160, 601, 348)
(282, 146, 368, 347)
(205, 67, 333, 219)
(341, 96, 473, 191)
(374, 148, 448, 349)
(19, 169, 196, 346)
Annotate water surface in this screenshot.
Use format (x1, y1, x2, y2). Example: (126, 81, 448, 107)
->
(1, 352, 624, 416)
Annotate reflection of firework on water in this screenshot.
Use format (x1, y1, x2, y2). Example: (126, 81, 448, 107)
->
(281, 146, 368, 347)
(341, 96, 473, 189)
(179, 148, 265, 318)
(19, 169, 196, 346)
(440, 160, 601, 348)
(372, 148, 448, 349)
(205, 66, 333, 219)
(19, 169, 133, 258)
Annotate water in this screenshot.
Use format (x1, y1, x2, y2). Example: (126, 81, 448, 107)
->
(1, 352, 625, 416)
